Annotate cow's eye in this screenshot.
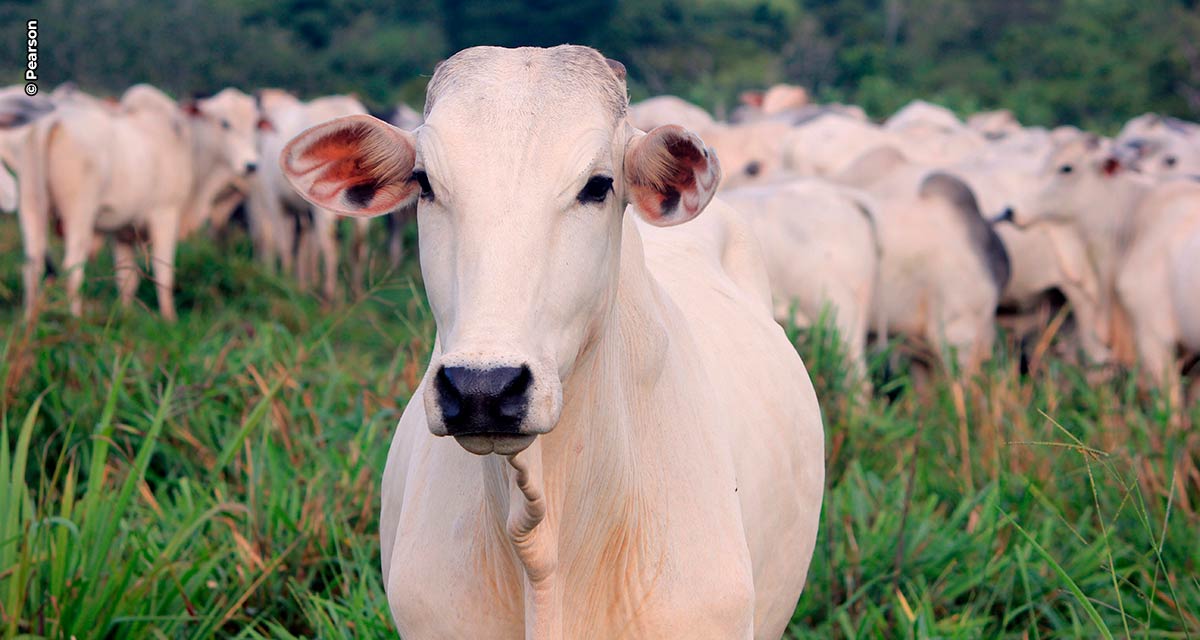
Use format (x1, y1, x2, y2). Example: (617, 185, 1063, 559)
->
(411, 170, 434, 201)
(220, 119, 231, 130)
(1058, 164, 1074, 175)
(1164, 155, 1178, 168)
(577, 175, 613, 205)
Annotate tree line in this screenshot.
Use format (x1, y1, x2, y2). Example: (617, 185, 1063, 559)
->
(1, 0, 1197, 131)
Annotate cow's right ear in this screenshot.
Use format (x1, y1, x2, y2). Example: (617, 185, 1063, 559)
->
(280, 114, 418, 218)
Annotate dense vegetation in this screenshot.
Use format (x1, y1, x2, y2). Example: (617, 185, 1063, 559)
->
(0, 214, 1197, 637)
(1, 0, 1198, 130)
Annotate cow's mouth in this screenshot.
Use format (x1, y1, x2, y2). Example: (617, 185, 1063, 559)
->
(454, 433, 537, 456)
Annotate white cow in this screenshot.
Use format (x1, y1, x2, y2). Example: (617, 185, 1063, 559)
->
(722, 179, 879, 380)
(1011, 133, 1153, 365)
(180, 88, 266, 237)
(1114, 181, 1200, 388)
(701, 120, 794, 189)
(16, 84, 259, 319)
(835, 146, 1010, 374)
(280, 45, 824, 639)
(884, 100, 964, 133)
(783, 113, 896, 177)
(627, 94, 716, 132)
(378, 103, 424, 268)
(952, 142, 1112, 364)
(0, 86, 56, 212)
(1114, 114, 1200, 178)
(249, 90, 372, 299)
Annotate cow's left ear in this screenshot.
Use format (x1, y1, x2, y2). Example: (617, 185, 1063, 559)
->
(280, 114, 418, 218)
(624, 125, 721, 227)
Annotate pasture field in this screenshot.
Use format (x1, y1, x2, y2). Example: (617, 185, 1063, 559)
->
(0, 215, 1197, 639)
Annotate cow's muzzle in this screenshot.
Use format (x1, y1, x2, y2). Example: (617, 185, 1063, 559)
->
(433, 364, 538, 455)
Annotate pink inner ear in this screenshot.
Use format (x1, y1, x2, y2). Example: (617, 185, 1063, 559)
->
(283, 117, 417, 216)
(628, 127, 717, 223)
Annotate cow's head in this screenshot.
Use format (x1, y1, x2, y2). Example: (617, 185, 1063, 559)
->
(1015, 133, 1125, 228)
(185, 88, 263, 177)
(280, 46, 719, 455)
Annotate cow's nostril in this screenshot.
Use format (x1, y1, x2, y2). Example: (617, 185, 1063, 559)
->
(436, 365, 532, 435)
(245, 162, 258, 174)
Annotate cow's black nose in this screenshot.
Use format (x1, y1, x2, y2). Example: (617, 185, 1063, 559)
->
(435, 365, 532, 435)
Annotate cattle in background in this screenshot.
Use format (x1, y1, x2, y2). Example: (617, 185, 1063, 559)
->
(280, 45, 824, 638)
(783, 113, 897, 177)
(967, 109, 1024, 140)
(0, 87, 56, 212)
(627, 94, 716, 132)
(180, 88, 267, 237)
(12, 84, 259, 320)
(723, 179, 880, 383)
(1115, 180, 1200, 389)
(700, 119, 794, 189)
(249, 90, 373, 300)
(1114, 113, 1200, 178)
(376, 102, 423, 269)
(836, 145, 1010, 375)
(1009, 133, 1149, 366)
(731, 83, 810, 122)
(951, 134, 1114, 365)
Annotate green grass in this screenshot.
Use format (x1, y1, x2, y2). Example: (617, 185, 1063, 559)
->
(0, 216, 1197, 638)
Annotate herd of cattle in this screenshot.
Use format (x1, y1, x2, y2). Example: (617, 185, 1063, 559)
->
(0, 83, 422, 319)
(631, 90, 1200, 392)
(0, 72, 1197, 393)
(0, 44, 1194, 636)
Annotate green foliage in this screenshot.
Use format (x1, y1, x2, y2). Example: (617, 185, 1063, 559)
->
(1, 208, 1198, 637)
(0, 0, 1196, 126)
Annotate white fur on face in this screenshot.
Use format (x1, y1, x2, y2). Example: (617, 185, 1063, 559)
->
(415, 47, 630, 442)
(197, 89, 260, 175)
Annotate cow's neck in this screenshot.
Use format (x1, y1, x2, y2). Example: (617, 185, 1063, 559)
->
(479, 217, 674, 638)
(1084, 174, 1149, 290)
(180, 122, 224, 234)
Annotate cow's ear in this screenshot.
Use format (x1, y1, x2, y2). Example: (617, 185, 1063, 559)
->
(280, 114, 418, 218)
(623, 125, 720, 227)
(1099, 155, 1122, 177)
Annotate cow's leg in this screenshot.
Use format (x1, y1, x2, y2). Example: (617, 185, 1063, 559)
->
(113, 239, 141, 307)
(936, 308, 994, 378)
(1061, 282, 1111, 366)
(1118, 264, 1177, 390)
(59, 199, 101, 318)
(17, 190, 48, 318)
(315, 209, 340, 302)
(148, 209, 179, 322)
(294, 220, 314, 291)
(351, 217, 369, 299)
(387, 209, 404, 270)
(826, 292, 869, 387)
